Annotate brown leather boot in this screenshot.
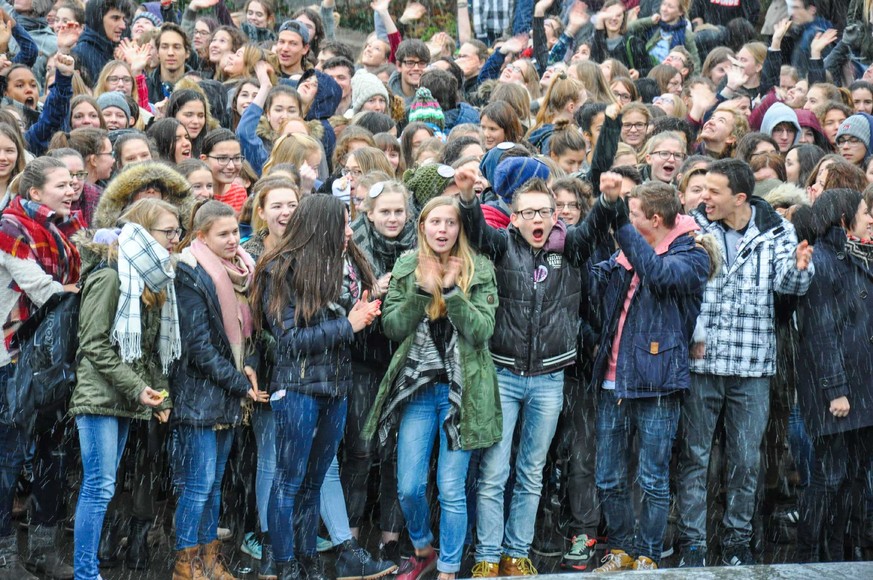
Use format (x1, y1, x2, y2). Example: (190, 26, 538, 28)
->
(173, 546, 208, 580)
(201, 540, 238, 580)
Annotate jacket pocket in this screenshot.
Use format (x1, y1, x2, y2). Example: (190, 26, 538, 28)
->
(632, 333, 681, 392)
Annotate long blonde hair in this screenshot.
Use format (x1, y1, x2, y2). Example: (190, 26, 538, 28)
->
(415, 197, 475, 320)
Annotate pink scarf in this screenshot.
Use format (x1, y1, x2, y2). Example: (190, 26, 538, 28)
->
(189, 239, 256, 368)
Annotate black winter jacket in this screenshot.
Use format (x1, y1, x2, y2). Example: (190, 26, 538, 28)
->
(170, 261, 250, 427)
(260, 262, 355, 398)
(459, 196, 616, 375)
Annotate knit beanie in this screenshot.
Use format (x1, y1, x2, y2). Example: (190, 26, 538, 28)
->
(837, 113, 873, 153)
(493, 157, 550, 204)
(403, 163, 456, 208)
(351, 69, 389, 114)
(97, 92, 132, 123)
(133, 10, 163, 28)
(479, 141, 516, 184)
(408, 88, 445, 131)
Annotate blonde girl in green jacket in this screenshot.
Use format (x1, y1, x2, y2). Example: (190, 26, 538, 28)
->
(363, 195, 501, 580)
(69, 198, 182, 580)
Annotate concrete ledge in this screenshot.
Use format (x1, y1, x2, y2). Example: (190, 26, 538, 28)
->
(485, 562, 873, 579)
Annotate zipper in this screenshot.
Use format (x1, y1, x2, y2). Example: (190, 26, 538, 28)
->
(300, 358, 306, 379)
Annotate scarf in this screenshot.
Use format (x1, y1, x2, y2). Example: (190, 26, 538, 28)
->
(659, 18, 687, 50)
(0, 197, 81, 349)
(846, 234, 873, 270)
(352, 216, 417, 278)
(112, 223, 181, 374)
(188, 239, 255, 370)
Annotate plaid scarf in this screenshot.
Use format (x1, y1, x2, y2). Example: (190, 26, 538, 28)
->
(112, 223, 181, 374)
(0, 197, 81, 349)
(846, 234, 873, 270)
(377, 318, 464, 450)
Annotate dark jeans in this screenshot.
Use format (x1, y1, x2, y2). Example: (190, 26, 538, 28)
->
(797, 427, 873, 562)
(596, 391, 679, 562)
(340, 365, 404, 533)
(268, 390, 346, 563)
(0, 364, 69, 537)
(677, 374, 770, 550)
(563, 378, 599, 538)
(172, 425, 234, 550)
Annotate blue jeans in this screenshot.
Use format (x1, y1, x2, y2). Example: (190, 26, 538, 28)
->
(172, 425, 234, 550)
(677, 374, 770, 549)
(475, 368, 564, 562)
(73, 415, 131, 579)
(398, 383, 471, 573)
(268, 391, 346, 563)
(252, 403, 276, 534)
(320, 456, 353, 545)
(788, 405, 813, 488)
(596, 392, 679, 562)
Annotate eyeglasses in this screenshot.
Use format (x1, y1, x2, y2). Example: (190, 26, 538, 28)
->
(651, 150, 686, 161)
(517, 207, 555, 220)
(208, 155, 244, 166)
(837, 135, 863, 146)
(107, 75, 133, 85)
(556, 202, 581, 211)
(622, 122, 648, 131)
(613, 91, 632, 102)
(341, 167, 363, 177)
(150, 227, 183, 239)
(70, 171, 88, 181)
(401, 59, 427, 69)
(193, 29, 211, 37)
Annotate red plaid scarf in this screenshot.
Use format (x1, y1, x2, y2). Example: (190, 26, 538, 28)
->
(0, 197, 82, 349)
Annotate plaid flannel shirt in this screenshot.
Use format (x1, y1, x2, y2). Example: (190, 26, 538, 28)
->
(473, 0, 513, 39)
(690, 206, 814, 378)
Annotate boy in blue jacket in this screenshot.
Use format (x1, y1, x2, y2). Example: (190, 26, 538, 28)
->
(588, 179, 714, 572)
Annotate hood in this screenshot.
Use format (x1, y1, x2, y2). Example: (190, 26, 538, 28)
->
(527, 123, 555, 154)
(305, 70, 342, 121)
(763, 182, 809, 209)
(760, 103, 801, 143)
(794, 109, 830, 150)
(93, 162, 195, 229)
(71, 228, 116, 275)
(444, 102, 480, 131)
(78, 25, 115, 52)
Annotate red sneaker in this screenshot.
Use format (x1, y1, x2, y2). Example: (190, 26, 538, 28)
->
(394, 550, 437, 580)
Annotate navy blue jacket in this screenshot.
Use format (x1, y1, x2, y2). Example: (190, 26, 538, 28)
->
(590, 216, 710, 398)
(795, 227, 873, 438)
(260, 262, 355, 398)
(170, 262, 251, 427)
(72, 27, 115, 85)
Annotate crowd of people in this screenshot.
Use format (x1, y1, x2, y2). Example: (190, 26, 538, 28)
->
(0, 0, 871, 579)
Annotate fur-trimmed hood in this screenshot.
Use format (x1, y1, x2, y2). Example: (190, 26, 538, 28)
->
(763, 182, 810, 211)
(93, 162, 195, 229)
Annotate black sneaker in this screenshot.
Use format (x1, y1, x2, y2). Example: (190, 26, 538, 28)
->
(299, 554, 329, 580)
(379, 541, 401, 566)
(560, 534, 597, 571)
(678, 545, 706, 568)
(335, 539, 398, 580)
(721, 545, 754, 567)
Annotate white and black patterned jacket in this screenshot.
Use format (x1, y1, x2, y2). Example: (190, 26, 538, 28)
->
(690, 198, 814, 378)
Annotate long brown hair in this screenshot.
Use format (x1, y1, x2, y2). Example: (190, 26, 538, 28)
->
(253, 195, 374, 327)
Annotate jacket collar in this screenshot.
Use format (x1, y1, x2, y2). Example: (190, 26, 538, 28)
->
(692, 195, 784, 235)
(615, 214, 699, 270)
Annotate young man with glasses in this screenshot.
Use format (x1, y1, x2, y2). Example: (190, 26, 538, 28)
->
(455, 158, 620, 578)
(389, 39, 429, 104)
(834, 113, 873, 167)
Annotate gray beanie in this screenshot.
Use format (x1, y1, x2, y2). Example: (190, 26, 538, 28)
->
(97, 92, 132, 123)
(351, 69, 389, 114)
(836, 114, 873, 152)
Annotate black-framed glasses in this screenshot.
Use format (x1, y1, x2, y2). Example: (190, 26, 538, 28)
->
(208, 155, 244, 166)
(837, 135, 863, 146)
(622, 122, 647, 131)
(401, 59, 427, 69)
(150, 227, 183, 239)
(517, 207, 555, 220)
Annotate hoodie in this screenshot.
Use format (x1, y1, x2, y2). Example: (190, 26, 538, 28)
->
(760, 103, 801, 147)
(300, 70, 342, 171)
(72, 0, 120, 83)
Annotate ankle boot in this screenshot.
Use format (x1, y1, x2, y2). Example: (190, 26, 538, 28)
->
(97, 514, 125, 568)
(174, 546, 209, 580)
(276, 560, 304, 580)
(25, 525, 73, 579)
(259, 543, 278, 580)
(201, 539, 238, 580)
(125, 517, 152, 571)
(298, 554, 328, 580)
(0, 534, 37, 580)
